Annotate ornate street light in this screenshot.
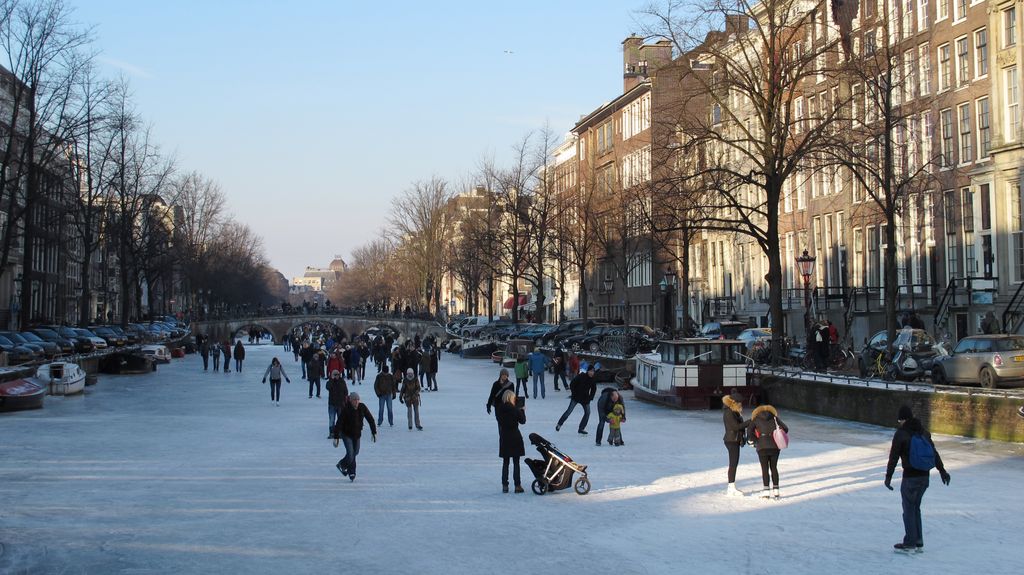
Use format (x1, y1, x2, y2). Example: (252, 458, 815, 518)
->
(659, 267, 678, 332)
(796, 250, 817, 331)
(603, 275, 613, 320)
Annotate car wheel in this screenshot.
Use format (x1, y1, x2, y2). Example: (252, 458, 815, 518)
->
(979, 366, 997, 389)
(931, 367, 947, 387)
(588, 342, 601, 352)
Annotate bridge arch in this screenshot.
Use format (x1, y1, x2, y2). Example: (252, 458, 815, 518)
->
(191, 315, 444, 347)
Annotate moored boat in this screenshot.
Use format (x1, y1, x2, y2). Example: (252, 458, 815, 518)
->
(32, 362, 86, 396)
(141, 344, 171, 364)
(460, 340, 497, 359)
(0, 379, 45, 411)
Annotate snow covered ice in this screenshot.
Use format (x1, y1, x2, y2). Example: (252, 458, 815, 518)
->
(1, 343, 1022, 574)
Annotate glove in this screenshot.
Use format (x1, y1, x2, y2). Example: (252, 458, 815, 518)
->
(333, 438, 339, 448)
(486, 405, 491, 414)
(399, 397, 404, 404)
(286, 379, 290, 383)
(262, 379, 266, 384)
(940, 471, 951, 485)
(372, 434, 377, 443)
(884, 478, 893, 491)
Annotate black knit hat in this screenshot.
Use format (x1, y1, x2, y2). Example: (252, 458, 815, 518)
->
(897, 405, 913, 421)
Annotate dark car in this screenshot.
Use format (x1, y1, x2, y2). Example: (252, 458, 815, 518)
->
(50, 326, 96, 353)
(28, 327, 76, 355)
(107, 325, 139, 345)
(18, 331, 62, 358)
(543, 319, 609, 347)
(0, 334, 39, 364)
(931, 335, 1024, 388)
(517, 323, 557, 344)
(564, 325, 621, 352)
(0, 331, 47, 359)
(565, 324, 660, 355)
(858, 328, 942, 377)
(90, 326, 126, 347)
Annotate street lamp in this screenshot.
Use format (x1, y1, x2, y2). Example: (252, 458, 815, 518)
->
(659, 267, 677, 332)
(795, 250, 817, 332)
(603, 275, 613, 320)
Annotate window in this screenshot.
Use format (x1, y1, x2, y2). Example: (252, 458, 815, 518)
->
(904, 50, 916, 102)
(712, 103, 722, 125)
(921, 113, 934, 169)
(974, 28, 988, 77)
(962, 187, 975, 233)
(958, 103, 972, 164)
(918, 43, 931, 96)
(918, 0, 929, 31)
(867, 225, 879, 287)
(1012, 181, 1024, 282)
(1007, 66, 1020, 142)
(853, 227, 864, 286)
(956, 37, 969, 86)
(940, 108, 954, 167)
(1007, 7, 1018, 47)
(937, 0, 948, 21)
(977, 97, 990, 159)
(938, 43, 951, 91)
(954, 0, 967, 22)
(979, 183, 991, 231)
(944, 189, 959, 281)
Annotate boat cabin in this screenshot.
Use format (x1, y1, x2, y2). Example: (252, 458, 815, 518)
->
(634, 340, 756, 409)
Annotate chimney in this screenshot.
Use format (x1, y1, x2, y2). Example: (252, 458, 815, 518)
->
(623, 35, 645, 91)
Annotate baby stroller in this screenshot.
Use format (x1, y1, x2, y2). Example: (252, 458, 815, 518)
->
(524, 433, 591, 495)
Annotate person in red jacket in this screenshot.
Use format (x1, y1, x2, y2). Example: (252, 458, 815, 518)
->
(326, 349, 345, 380)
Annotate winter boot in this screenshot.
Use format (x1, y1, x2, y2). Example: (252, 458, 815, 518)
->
(502, 484, 509, 493)
(726, 483, 744, 497)
(514, 485, 524, 493)
(759, 487, 771, 499)
(772, 486, 780, 500)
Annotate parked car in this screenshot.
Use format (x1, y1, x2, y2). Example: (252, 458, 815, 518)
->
(517, 323, 557, 345)
(50, 326, 96, 353)
(458, 316, 494, 337)
(563, 325, 659, 354)
(698, 321, 748, 340)
(107, 325, 139, 345)
(542, 319, 609, 347)
(858, 328, 943, 378)
(90, 326, 126, 347)
(18, 331, 62, 358)
(472, 319, 517, 340)
(0, 331, 47, 359)
(124, 324, 153, 343)
(931, 334, 1024, 388)
(0, 334, 39, 364)
(28, 327, 77, 355)
(74, 328, 108, 350)
(736, 328, 772, 351)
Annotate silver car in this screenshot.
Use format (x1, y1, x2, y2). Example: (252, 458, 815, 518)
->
(931, 335, 1024, 388)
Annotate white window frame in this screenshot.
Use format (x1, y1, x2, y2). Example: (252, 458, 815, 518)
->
(955, 35, 970, 87)
(974, 27, 988, 78)
(976, 96, 990, 159)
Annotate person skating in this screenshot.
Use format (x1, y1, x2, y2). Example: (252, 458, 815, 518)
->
(495, 390, 526, 493)
(527, 348, 549, 399)
(884, 405, 951, 553)
(722, 391, 750, 496)
(398, 367, 422, 430)
(221, 340, 231, 373)
(326, 369, 349, 437)
(594, 386, 625, 446)
(513, 355, 529, 398)
(606, 404, 625, 446)
(261, 357, 291, 406)
(233, 340, 245, 373)
(486, 369, 515, 420)
(747, 404, 789, 499)
(332, 393, 377, 481)
(551, 346, 567, 391)
(199, 336, 210, 371)
(556, 364, 596, 435)
(307, 351, 324, 398)
(326, 349, 345, 382)
(211, 338, 221, 371)
(373, 365, 397, 427)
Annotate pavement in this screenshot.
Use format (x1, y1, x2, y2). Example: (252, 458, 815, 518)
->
(1, 343, 1021, 574)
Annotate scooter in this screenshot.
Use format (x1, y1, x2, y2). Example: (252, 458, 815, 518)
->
(883, 344, 925, 382)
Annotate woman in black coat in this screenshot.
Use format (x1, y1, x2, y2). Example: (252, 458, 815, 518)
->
(722, 392, 750, 496)
(747, 405, 789, 499)
(495, 389, 526, 493)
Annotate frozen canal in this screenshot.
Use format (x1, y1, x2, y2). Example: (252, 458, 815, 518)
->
(1, 343, 1022, 574)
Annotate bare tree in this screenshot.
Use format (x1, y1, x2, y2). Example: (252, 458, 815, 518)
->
(388, 176, 456, 315)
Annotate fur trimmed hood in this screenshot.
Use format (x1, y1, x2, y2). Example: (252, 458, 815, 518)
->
(751, 405, 778, 419)
(722, 395, 742, 413)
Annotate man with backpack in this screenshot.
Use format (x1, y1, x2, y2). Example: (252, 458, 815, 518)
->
(884, 405, 951, 553)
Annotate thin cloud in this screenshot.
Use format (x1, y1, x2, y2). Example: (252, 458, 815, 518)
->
(97, 56, 154, 79)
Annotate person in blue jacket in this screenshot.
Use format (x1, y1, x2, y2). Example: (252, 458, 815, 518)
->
(527, 348, 550, 399)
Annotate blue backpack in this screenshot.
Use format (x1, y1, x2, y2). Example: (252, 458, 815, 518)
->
(908, 433, 936, 471)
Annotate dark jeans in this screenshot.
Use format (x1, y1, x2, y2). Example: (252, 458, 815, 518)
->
(515, 377, 529, 397)
(425, 372, 437, 391)
(328, 404, 338, 433)
(201, 353, 209, 370)
(725, 442, 741, 483)
(269, 380, 281, 402)
(557, 400, 590, 432)
(223, 355, 230, 372)
(901, 475, 929, 546)
(212, 353, 220, 370)
(553, 367, 567, 389)
(337, 435, 360, 475)
(502, 456, 521, 487)
(308, 378, 321, 397)
(757, 449, 780, 487)
(235, 359, 243, 372)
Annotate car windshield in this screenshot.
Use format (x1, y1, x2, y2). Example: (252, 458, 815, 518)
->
(76, 329, 98, 337)
(3, 332, 28, 344)
(20, 332, 44, 343)
(994, 337, 1024, 351)
(0, 335, 13, 346)
(34, 328, 58, 338)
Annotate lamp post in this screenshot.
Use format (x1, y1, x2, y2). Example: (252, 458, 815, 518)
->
(603, 275, 613, 320)
(659, 267, 677, 333)
(796, 250, 817, 332)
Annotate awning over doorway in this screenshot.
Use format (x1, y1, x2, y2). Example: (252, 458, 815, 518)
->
(503, 294, 530, 309)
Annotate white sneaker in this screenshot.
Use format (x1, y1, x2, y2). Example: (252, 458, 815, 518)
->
(772, 487, 780, 499)
(726, 483, 744, 497)
(759, 488, 771, 499)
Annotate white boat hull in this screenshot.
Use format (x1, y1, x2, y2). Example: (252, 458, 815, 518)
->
(32, 362, 87, 396)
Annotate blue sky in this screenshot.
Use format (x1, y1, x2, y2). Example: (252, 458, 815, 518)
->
(73, 0, 652, 281)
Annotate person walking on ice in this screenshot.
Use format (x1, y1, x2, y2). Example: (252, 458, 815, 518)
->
(605, 404, 625, 446)
(332, 393, 377, 481)
(884, 405, 951, 553)
(261, 357, 291, 406)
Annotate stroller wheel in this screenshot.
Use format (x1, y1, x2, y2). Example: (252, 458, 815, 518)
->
(532, 479, 547, 495)
(574, 476, 591, 495)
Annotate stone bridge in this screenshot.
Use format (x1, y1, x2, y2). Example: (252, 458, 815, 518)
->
(191, 315, 446, 344)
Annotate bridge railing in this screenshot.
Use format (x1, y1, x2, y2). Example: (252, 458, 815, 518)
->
(195, 307, 441, 323)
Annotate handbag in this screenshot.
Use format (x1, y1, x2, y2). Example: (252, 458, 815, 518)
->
(772, 417, 789, 449)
